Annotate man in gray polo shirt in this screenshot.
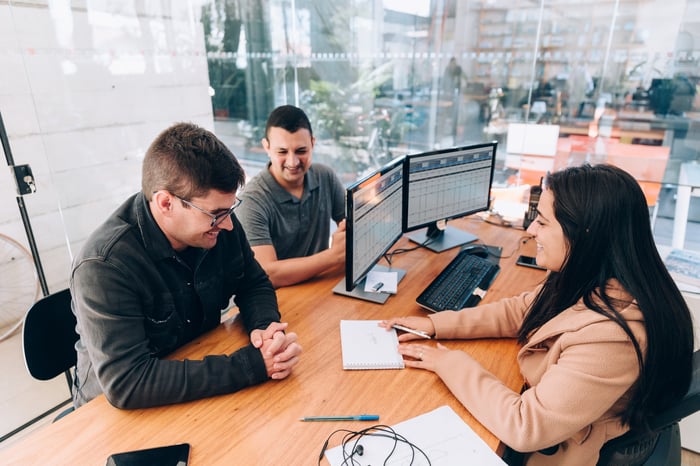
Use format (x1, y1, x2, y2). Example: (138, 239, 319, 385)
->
(236, 105, 346, 288)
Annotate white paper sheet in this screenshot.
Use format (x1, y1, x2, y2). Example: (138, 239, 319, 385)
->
(325, 405, 507, 466)
(363, 270, 398, 294)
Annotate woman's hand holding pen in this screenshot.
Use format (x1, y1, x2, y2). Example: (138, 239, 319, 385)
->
(379, 317, 435, 341)
(379, 317, 453, 372)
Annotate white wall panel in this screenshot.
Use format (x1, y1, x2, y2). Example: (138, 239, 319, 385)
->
(0, 5, 20, 48)
(0, 52, 31, 95)
(0, 2, 214, 298)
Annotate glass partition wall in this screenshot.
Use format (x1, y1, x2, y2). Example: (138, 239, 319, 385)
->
(203, 0, 699, 248)
(0, 0, 698, 441)
(0, 1, 217, 440)
(203, 2, 697, 132)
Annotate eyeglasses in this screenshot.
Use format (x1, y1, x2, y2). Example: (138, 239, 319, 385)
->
(174, 195, 243, 228)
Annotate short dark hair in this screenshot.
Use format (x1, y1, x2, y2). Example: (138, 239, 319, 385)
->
(264, 105, 313, 139)
(519, 164, 694, 429)
(141, 122, 245, 200)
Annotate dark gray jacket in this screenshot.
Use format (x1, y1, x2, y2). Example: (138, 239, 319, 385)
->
(70, 192, 280, 409)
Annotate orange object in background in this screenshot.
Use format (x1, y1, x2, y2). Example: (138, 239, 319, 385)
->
(506, 136, 669, 207)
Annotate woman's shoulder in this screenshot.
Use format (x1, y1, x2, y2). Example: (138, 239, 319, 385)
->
(603, 279, 635, 304)
(570, 279, 637, 314)
(544, 282, 642, 331)
(554, 293, 645, 346)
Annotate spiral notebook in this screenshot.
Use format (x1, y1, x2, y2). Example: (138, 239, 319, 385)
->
(340, 320, 405, 370)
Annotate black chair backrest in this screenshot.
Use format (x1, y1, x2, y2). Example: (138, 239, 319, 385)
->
(22, 288, 79, 381)
(596, 349, 700, 466)
(649, 349, 700, 430)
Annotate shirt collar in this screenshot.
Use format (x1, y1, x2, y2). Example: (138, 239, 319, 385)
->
(134, 192, 179, 261)
(260, 162, 319, 204)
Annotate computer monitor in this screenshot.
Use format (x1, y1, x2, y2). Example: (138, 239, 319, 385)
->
(402, 142, 497, 252)
(333, 157, 406, 304)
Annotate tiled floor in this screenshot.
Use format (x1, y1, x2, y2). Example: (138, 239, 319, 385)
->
(0, 331, 69, 443)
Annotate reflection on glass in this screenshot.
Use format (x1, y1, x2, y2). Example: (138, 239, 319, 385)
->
(201, 0, 698, 198)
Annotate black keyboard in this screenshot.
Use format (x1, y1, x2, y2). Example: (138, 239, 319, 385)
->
(416, 250, 500, 312)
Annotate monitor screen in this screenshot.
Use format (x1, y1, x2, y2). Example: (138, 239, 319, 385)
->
(345, 157, 404, 292)
(402, 142, 497, 251)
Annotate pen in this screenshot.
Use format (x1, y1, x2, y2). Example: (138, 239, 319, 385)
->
(299, 415, 380, 422)
(392, 324, 431, 339)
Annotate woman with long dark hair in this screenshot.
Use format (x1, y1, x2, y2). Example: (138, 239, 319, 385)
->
(382, 164, 694, 465)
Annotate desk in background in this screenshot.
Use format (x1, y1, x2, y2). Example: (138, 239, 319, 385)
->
(505, 135, 670, 207)
(0, 219, 543, 465)
(559, 122, 668, 145)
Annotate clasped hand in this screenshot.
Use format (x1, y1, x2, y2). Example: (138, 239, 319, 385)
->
(251, 322, 302, 380)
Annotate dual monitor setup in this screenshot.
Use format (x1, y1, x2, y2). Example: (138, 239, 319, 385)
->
(332, 141, 498, 304)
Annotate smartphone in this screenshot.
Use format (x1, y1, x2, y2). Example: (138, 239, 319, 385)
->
(516, 255, 547, 271)
(106, 443, 190, 466)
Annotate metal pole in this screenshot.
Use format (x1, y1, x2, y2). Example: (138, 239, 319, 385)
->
(0, 111, 50, 297)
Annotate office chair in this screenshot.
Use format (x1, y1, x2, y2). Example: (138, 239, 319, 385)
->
(596, 349, 700, 466)
(22, 288, 78, 420)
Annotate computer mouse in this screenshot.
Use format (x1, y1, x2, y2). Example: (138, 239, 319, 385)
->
(461, 244, 490, 258)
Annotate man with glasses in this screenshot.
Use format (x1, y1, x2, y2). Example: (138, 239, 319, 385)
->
(70, 122, 301, 409)
(236, 105, 346, 288)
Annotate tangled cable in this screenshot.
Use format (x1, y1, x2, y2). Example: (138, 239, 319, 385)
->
(318, 424, 432, 466)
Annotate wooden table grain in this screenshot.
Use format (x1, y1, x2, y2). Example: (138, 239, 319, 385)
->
(0, 217, 545, 465)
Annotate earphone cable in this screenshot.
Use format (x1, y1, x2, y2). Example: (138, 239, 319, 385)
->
(319, 425, 432, 466)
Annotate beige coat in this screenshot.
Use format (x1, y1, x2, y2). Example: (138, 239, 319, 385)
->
(428, 284, 646, 466)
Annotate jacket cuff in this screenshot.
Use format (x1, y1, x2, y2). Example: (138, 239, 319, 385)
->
(235, 344, 269, 386)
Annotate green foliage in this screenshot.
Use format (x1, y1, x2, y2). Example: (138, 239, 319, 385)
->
(300, 80, 351, 140)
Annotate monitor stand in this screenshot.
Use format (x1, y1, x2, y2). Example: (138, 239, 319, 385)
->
(332, 265, 407, 304)
(406, 223, 478, 253)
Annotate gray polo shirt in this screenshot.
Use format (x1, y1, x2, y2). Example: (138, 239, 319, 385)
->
(236, 163, 345, 260)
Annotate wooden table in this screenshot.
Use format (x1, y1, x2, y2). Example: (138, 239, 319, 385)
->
(0, 218, 544, 465)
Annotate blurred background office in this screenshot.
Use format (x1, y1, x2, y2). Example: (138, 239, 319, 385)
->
(0, 0, 699, 452)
